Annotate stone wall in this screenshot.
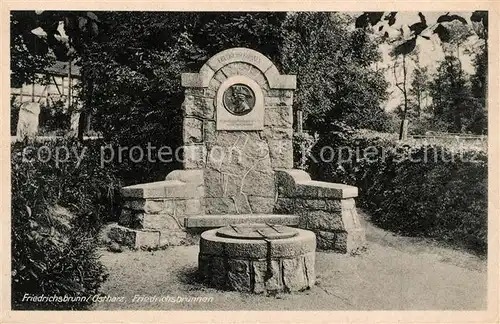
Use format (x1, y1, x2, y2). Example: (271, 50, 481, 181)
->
(275, 170, 366, 254)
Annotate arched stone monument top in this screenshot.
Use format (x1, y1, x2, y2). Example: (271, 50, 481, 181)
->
(181, 47, 296, 89)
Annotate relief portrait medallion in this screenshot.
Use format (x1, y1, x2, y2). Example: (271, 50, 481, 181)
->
(222, 84, 256, 116)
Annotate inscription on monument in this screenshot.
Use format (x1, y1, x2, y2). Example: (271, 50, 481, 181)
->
(217, 51, 262, 66)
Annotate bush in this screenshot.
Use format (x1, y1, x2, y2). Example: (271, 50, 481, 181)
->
(38, 99, 72, 136)
(11, 97, 20, 136)
(306, 131, 488, 255)
(11, 137, 122, 309)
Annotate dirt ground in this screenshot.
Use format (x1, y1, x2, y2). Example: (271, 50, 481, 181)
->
(92, 211, 486, 310)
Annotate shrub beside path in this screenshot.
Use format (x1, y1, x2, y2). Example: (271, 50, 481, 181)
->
(92, 210, 486, 310)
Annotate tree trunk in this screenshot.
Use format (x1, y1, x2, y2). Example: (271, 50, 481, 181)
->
(399, 119, 409, 140)
(399, 54, 409, 140)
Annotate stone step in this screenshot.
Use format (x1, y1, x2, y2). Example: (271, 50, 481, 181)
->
(184, 214, 299, 229)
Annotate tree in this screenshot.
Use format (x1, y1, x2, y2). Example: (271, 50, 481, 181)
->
(355, 11, 488, 56)
(356, 11, 488, 136)
(10, 12, 55, 88)
(429, 55, 479, 133)
(409, 64, 429, 118)
(281, 12, 390, 133)
(79, 12, 287, 183)
(10, 10, 101, 139)
(389, 28, 422, 139)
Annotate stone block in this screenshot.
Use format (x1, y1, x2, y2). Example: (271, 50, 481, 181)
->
(205, 47, 274, 77)
(295, 198, 342, 212)
(282, 258, 307, 292)
(159, 230, 187, 247)
(264, 65, 297, 90)
(253, 260, 282, 293)
(16, 102, 40, 138)
(326, 199, 343, 211)
(165, 169, 204, 185)
(261, 127, 293, 141)
(341, 207, 360, 230)
(184, 214, 300, 228)
(174, 198, 203, 216)
(181, 73, 203, 88)
(142, 213, 183, 230)
(183, 117, 203, 144)
(299, 209, 344, 232)
(221, 62, 268, 89)
(208, 77, 222, 92)
(185, 198, 203, 215)
(204, 168, 275, 198)
(163, 199, 176, 215)
(227, 259, 252, 292)
(145, 200, 165, 214)
(295, 181, 358, 199)
(264, 95, 293, 106)
(264, 106, 293, 128)
(210, 257, 227, 288)
(182, 95, 214, 119)
(333, 231, 367, 253)
(183, 145, 207, 169)
(269, 140, 293, 169)
(248, 196, 275, 214)
(123, 199, 145, 211)
(203, 120, 217, 147)
(316, 230, 337, 250)
(274, 198, 296, 214)
(108, 225, 160, 249)
(342, 198, 356, 210)
(295, 198, 326, 210)
(265, 89, 294, 98)
(204, 196, 251, 215)
(303, 252, 315, 287)
(274, 169, 312, 197)
(185, 88, 216, 98)
(134, 230, 161, 248)
(122, 180, 200, 199)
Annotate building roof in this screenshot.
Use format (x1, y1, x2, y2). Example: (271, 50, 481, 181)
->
(45, 61, 81, 77)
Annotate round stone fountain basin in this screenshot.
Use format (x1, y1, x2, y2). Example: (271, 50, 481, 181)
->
(198, 223, 316, 293)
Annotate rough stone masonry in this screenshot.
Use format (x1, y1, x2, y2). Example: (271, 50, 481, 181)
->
(111, 47, 366, 254)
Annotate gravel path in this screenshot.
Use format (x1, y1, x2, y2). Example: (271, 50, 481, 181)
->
(92, 211, 486, 310)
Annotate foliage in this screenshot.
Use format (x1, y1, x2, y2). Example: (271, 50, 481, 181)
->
(38, 99, 72, 135)
(428, 55, 485, 134)
(11, 138, 122, 309)
(307, 131, 487, 255)
(356, 11, 488, 55)
(468, 43, 488, 134)
(408, 65, 429, 118)
(293, 132, 319, 170)
(77, 12, 287, 184)
(281, 13, 390, 133)
(10, 11, 99, 88)
(11, 97, 21, 135)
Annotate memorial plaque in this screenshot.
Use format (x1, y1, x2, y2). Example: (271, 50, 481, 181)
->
(216, 76, 264, 130)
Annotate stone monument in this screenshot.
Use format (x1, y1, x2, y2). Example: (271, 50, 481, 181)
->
(110, 47, 366, 254)
(16, 102, 41, 139)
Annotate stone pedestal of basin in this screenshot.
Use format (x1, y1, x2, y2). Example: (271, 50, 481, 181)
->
(198, 223, 316, 294)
